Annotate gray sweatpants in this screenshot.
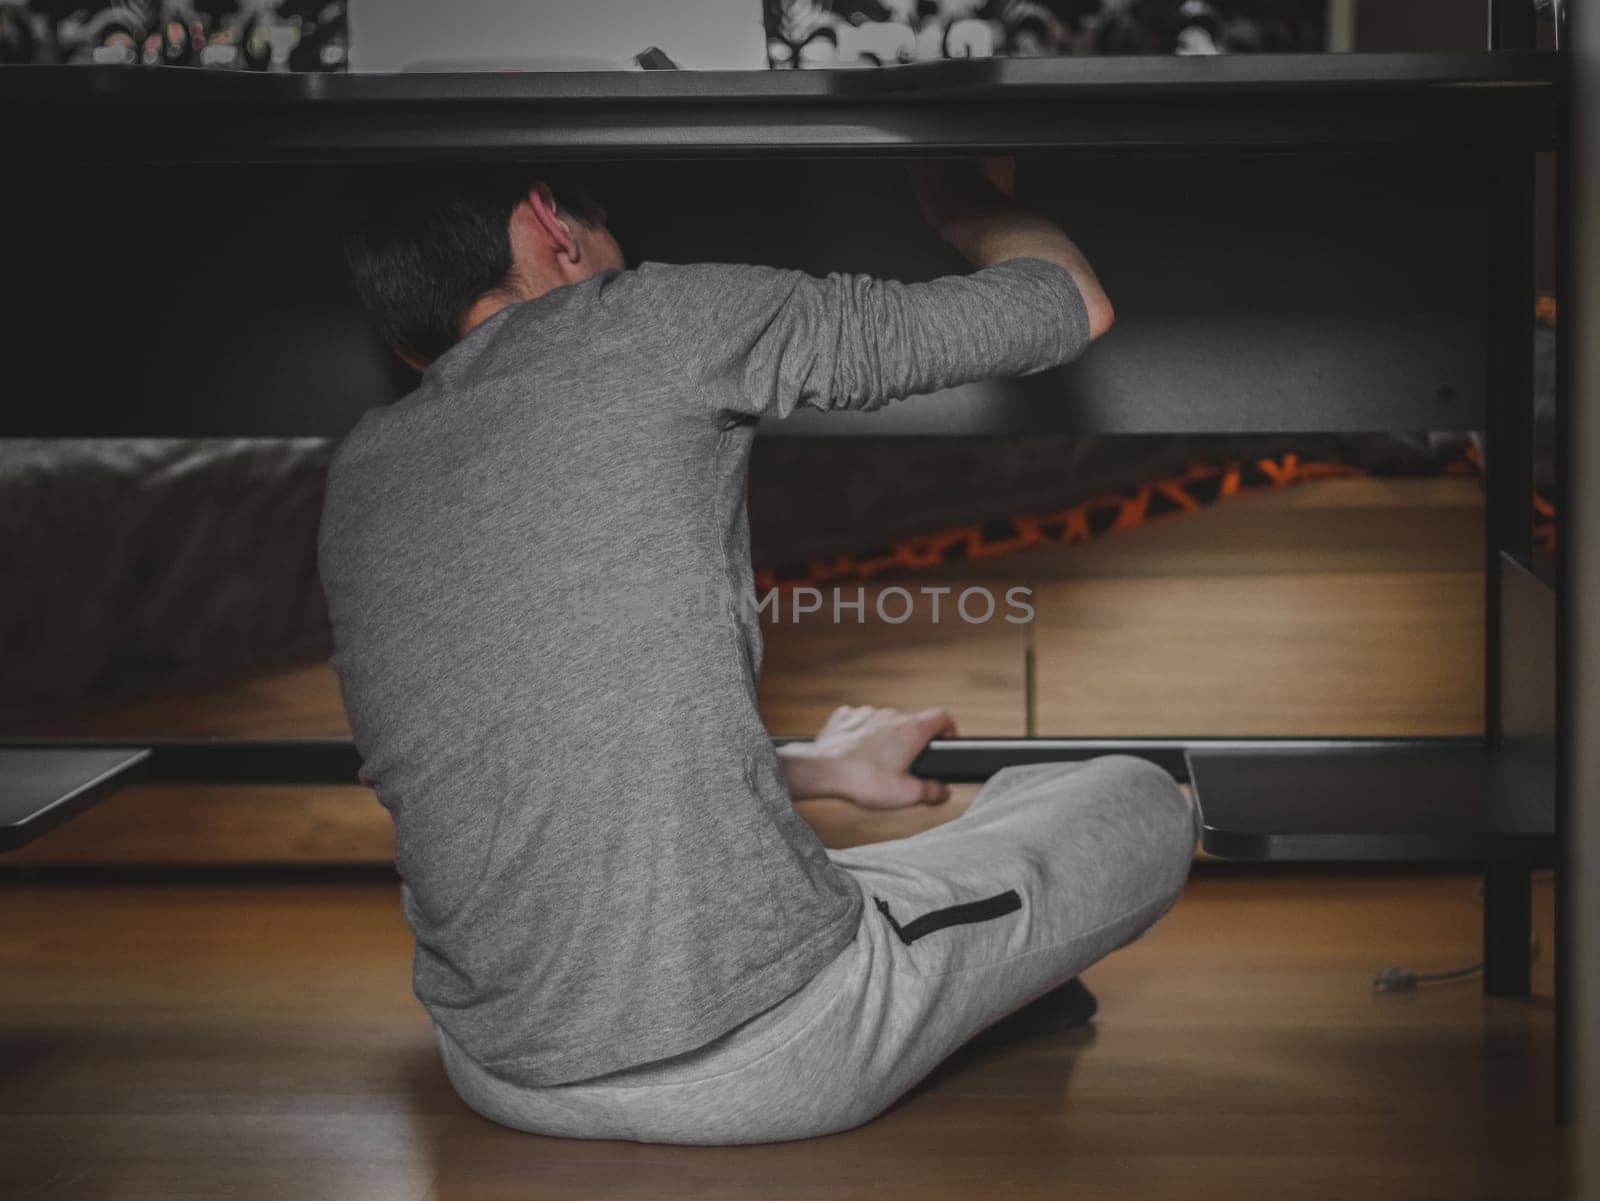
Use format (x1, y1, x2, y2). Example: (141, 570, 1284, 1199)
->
(435, 755, 1200, 1145)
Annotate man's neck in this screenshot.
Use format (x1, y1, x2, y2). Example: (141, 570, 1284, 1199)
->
(460, 268, 598, 341)
(459, 291, 520, 340)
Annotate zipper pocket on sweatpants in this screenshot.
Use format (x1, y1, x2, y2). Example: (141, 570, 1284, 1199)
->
(874, 890, 1023, 946)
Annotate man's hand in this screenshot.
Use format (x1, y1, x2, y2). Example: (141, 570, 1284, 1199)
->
(906, 156, 1115, 341)
(778, 705, 957, 809)
(908, 156, 1017, 235)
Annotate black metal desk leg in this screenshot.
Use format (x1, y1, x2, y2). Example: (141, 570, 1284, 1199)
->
(1483, 862, 1534, 997)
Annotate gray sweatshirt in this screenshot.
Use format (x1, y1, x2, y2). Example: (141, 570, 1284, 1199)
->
(317, 256, 1091, 1086)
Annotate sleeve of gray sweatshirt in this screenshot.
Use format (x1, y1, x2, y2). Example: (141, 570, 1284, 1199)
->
(637, 256, 1093, 420)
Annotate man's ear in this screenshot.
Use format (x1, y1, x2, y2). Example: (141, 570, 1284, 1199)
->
(515, 181, 581, 265)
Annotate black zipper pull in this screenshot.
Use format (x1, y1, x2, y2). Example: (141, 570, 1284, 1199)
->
(874, 897, 912, 945)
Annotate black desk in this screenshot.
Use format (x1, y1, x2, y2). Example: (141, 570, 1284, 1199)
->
(0, 57, 1567, 1021)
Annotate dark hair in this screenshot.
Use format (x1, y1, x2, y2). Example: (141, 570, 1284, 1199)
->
(337, 167, 602, 364)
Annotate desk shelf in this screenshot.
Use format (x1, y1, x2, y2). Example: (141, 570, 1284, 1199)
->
(908, 737, 1556, 864)
(3, 735, 1554, 864)
(1185, 742, 1555, 863)
(0, 748, 150, 851)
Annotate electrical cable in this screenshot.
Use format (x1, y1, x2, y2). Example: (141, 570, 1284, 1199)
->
(1371, 871, 1553, 993)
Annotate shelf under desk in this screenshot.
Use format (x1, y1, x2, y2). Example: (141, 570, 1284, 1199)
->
(0, 748, 151, 851)
(1186, 742, 1554, 863)
(3, 735, 1555, 863)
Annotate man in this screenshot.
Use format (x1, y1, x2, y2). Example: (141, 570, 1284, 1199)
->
(321, 158, 1198, 1145)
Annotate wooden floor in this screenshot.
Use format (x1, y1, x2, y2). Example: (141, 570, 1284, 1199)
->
(0, 870, 1564, 1201)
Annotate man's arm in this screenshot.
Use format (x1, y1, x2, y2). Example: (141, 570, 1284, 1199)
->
(650, 158, 1110, 421)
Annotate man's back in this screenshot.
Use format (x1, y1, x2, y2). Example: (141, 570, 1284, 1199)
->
(319, 255, 1090, 1086)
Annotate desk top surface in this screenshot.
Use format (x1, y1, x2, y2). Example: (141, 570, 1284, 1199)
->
(0, 51, 1561, 101)
(4, 52, 1562, 160)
